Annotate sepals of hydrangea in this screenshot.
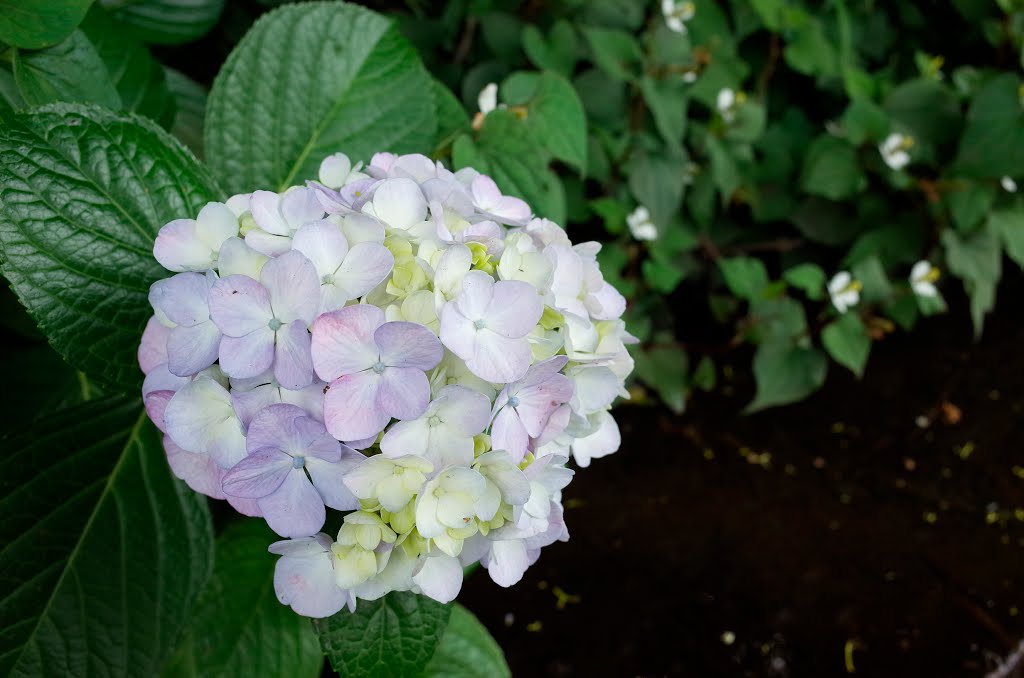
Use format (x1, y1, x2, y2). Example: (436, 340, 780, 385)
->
(139, 150, 636, 616)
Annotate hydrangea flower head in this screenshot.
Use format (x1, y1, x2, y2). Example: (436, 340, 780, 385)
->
(139, 151, 635, 617)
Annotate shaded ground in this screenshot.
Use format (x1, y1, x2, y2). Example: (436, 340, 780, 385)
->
(461, 277, 1024, 677)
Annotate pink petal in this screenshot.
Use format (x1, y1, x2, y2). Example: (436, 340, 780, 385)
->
(261, 250, 320, 325)
(273, 544, 347, 618)
(259, 470, 326, 537)
(218, 329, 275, 379)
(222, 449, 293, 498)
(144, 390, 175, 432)
(274, 320, 313, 390)
(323, 370, 390, 441)
(250, 190, 289, 235)
(375, 321, 443, 370)
(209, 275, 272, 336)
(516, 375, 573, 437)
(311, 305, 384, 381)
(378, 367, 431, 421)
(280, 186, 325, 228)
(485, 280, 542, 338)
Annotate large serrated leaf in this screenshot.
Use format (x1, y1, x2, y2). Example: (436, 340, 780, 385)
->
(80, 6, 177, 127)
(0, 104, 220, 392)
(12, 30, 122, 109)
(313, 591, 452, 677)
(0, 0, 93, 49)
(423, 604, 511, 678)
(205, 1, 436, 195)
(163, 520, 322, 678)
(100, 0, 226, 46)
(0, 397, 214, 677)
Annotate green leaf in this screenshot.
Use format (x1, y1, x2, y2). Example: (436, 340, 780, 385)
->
(942, 227, 1002, 337)
(884, 78, 962, 148)
(431, 78, 469, 153)
(640, 75, 688, 151)
(954, 73, 1024, 179)
(423, 604, 511, 678)
(841, 98, 889, 146)
(945, 180, 996, 233)
(0, 0, 92, 49)
(0, 397, 214, 677)
(313, 591, 453, 678)
(718, 256, 769, 301)
(452, 110, 566, 224)
(783, 263, 826, 300)
(0, 345, 99, 435)
(165, 521, 322, 678)
(580, 26, 642, 82)
(691, 355, 717, 391)
(628, 148, 688, 229)
(12, 30, 122, 109)
(101, 0, 226, 45)
(0, 104, 220, 391)
(821, 313, 871, 377)
(80, 6, 176, 127)
(633, 346, 688, 413)
(725, 101, 766, 144)
(500, 71, 587, 174)
(206, 2, 436, 195)
(988, 204, 1024, 269)
(799, 135, 864, 200)
(706, 135, 741, 202)
(521, 20, 577, 76)
(165, 67, 207, 159)
(747, 343, 827, 412)
(642, 259, 686, 293)
(784, 17, 838, 77)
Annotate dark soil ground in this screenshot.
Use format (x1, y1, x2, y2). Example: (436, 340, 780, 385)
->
(461, 276, 1024, 678)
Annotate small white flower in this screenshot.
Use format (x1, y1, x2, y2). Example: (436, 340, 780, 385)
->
(716, 88, 742, 123)
(661, 0, 695, 34)
(318, 152, 367, 189)
(909, 260, 939, 298)
(1002, 176, 1018, 193)
(477, 83, 498, 115)
(827, 271, 861, 313)
(682, 70, 698, 83)
(880, 133, 913, 171)
(625, 206, 658, 241)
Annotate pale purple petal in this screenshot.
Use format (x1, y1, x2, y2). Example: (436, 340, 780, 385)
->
(311, 305, 384, 380)
(246, 403, 308, 455)
(250, 190, 290, 235)
(586, 281, 627, 320)
(306, 451, 363, 511)
(323, 370, 389, 441)
(293, 416, 342, 462)
(195, 202, 239, 249)
(379, 418, 430, 458)
(219, 329, 275, 379)
(456, 270, 495, 320)
(272, 539, 347, 618)
(412, 554, 463, 604)
(218, 237, 268, 279)
(370, 178, 427, 230)
(222, 449, 293, 498)
(230, 384, 278, 430)
(468, 331, 532, 383)
(484, 539, 531, 587)
(154, 219, 211, 272)
(280, 186, 325, 227)
(259, 470, 326, 537)
(209, 275, 272, 336)
(149, 273, 211, 327)
(261, 250, 320, 325)
(144, 390, 174, 432)
(375, 321, 443, 370)
(471, 175, 530, 226)
(164, 436, 226, 499)
(227, 494, 264, 517)
(433, 385, 491, 435)
(274, 320, 313, 390)
(334, 242, 394, 299)
(138, 317, 170, 374)
(291, 221, 349, 278)
(515, 375, 573, 437)
(378, 367, 431, 421)
(485, 280, 542, 338)
(166, 322, 221, 377)
(490, 407, 529, 459)
(438, 305, 476, 359)
(245, 229, 292, 257)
